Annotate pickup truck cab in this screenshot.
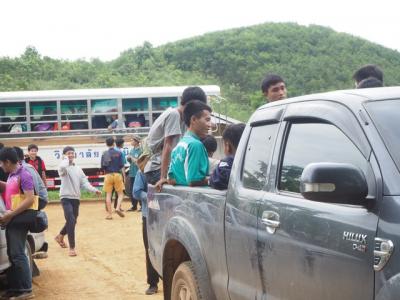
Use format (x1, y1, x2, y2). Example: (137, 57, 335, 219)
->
(147, 87, 400, 300)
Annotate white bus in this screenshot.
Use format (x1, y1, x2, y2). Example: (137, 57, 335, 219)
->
(0, 85, 226, 189)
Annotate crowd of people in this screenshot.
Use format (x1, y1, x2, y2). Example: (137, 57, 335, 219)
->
(0, 63, 386, 298)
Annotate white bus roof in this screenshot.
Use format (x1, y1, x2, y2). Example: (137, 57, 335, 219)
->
(0, 85, 221, 101)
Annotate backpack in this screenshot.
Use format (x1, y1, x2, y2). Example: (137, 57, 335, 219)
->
(101, 150, 112, 168)
(25, 156, 44, 177)
(136, 137, 151, 172)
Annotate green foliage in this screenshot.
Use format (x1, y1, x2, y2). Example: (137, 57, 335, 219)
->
(47, 190, 104, 201)
(2, 23, 400, 122)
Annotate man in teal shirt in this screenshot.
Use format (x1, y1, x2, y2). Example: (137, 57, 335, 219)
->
(168, 100, 212, 186)
(127, 135, 142, 211)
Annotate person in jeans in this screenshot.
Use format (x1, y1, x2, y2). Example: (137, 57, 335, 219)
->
(101, 137, 125, 219)
(133, 170, 159, 295)
(0, 147, 36, 300)
(127, 135, 142, 211)
(55, 146, 101, 256)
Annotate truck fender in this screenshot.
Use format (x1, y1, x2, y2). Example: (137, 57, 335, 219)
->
(162, 216, 216, 300)
(376, 273, 400, 300)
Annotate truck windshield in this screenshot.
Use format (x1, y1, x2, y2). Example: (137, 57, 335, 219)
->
(365, 99, 400, 172)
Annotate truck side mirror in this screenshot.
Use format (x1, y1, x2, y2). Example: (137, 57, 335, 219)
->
(300, 162, 368, 205)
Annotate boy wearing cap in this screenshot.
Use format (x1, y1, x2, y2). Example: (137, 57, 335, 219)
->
(127, 135, 142, 211)
(55, 146, 101, 257)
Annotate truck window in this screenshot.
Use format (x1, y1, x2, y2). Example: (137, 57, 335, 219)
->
(241, 124, 278, 190)
(279, 123, 368, 194)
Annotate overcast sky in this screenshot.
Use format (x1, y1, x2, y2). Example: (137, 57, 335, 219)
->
(0, 0, 399, 61)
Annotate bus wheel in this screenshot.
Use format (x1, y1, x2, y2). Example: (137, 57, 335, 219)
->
(171, 261, 202, 300)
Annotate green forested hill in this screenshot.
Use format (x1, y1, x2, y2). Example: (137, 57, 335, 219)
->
(1, 22, 400, 121)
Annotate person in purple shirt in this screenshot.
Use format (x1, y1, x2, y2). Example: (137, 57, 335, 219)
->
(0, 147, 36, 299)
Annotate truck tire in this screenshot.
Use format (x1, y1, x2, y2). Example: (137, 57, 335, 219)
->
(171, 261, 202, 300)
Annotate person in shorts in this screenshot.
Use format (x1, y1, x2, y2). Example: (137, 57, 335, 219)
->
(101, 137, 125, 219)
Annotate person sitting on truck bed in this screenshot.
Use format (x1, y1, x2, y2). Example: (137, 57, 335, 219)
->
(167, 100, 212, 187)
(357, 76, 383, 88)
(144, 86, 207, 191)
(201, 134, 219, 175)
(352, 64, 383, 88)
(261, 73, 287, 102)
(209, 123, 246, 190)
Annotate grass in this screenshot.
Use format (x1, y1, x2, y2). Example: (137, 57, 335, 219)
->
(48, 190, 105, 202)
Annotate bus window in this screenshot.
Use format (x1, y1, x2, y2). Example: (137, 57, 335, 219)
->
(91, 99, 117, 129)
(122, 98, 149, 128)
(122, 98, 148, 111)
(30, 101, 57, 132)
(0, 102, 26, 132)
(61, 100, 88, 130)
(152, 97, 178, 110)
(124, 110, 148, 128)
(91, 99, 117, 113)
(152, 113, 161, 123)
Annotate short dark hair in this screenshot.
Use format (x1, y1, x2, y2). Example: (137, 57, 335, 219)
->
(181, 86, 207, 106)
(105, 137, 115, 147)
(357, 77, 383, 89)
(222, 123, 246, 150)
(353, 64, 383, 83)
(183, 100, 212, 127)
(28, 144, 39, 151)
(63, 146, 75, 154)
(13, 146, 24, 161)
(261, 74, 285, 93)
(115, 138, 124, 148)
(0, 147, 19, 164)
(202, 135, 217, 154)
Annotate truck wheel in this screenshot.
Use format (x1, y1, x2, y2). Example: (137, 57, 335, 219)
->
(171, 261, 202, 300)
(25, 241, 33, 275)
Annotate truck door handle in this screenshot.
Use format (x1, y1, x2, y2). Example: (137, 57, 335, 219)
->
(261, 211, 280, 234)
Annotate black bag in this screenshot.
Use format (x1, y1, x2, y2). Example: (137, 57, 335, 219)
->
(8, 209, 48, 233)
(32, 210, 48, 233)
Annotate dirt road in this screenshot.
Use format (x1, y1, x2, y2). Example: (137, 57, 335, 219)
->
(33, 201, 163, 300)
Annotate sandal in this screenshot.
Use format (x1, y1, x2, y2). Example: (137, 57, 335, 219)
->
(55, 235, 67, 248)
(105, 215, 113, 220)
(69, 249, 77, 257)
(115, 210, 125, 218)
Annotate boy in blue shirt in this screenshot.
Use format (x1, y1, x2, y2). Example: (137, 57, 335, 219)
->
(167, 100, 212, 186)
(210, 123, 246, 190)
